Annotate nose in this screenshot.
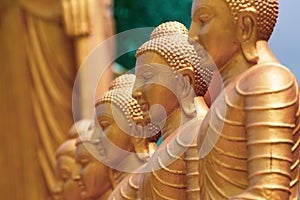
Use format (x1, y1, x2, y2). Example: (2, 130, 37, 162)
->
(72, 166, 81, 181)
(132, 90, 142, 101)
(188, 23, 199, 45)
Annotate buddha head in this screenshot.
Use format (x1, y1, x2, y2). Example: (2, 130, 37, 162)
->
(133, 21, 213, 129)
(95, 74, 154, 165)
(53, 139, 80, 200)
(72, 120, 113, 200)
(72, 74, 151, 199)
(189, 0, 279, 68)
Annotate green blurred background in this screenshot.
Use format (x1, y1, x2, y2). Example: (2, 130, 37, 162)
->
(113, 0, 193, 70)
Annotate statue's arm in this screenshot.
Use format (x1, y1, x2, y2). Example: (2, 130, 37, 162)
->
(232, 65, 298, 199)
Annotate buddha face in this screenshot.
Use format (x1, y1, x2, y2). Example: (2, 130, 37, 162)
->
(54, 154, 81, 200)
(96, 102, 133, 154)
(189, 0, 240, 69)
(133, 52, 180, 124)
(73, 143, 112, 200)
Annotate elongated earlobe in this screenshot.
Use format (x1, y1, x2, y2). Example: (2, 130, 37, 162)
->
(238, 8, 259, 64)
(177, 68, 196, 117)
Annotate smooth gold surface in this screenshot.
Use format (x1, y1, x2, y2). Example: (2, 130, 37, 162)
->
(0, 0, 114, 199)
(110, 22, 212, 200)
(189, 0, 299, 199)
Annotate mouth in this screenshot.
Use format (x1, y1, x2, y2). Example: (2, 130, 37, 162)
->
(76, 180, 87, 198)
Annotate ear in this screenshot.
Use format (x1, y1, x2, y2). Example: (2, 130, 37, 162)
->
(177, 67, 196, 117)
(178, 67, 195, 96)
(237, 8, 258, 64)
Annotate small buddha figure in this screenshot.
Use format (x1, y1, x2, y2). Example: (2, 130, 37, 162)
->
(189, 0, 300, 199)
(127, 21, 213, 200)
(73, 124, 113, 200)
(53, 138, 81, 200)
(73, 74, 151, 200)
(52, 119, 93, 200)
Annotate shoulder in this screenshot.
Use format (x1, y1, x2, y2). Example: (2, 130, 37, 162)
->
(236, 63, 297, 95)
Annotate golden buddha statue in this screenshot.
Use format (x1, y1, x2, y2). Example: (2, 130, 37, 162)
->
(73, 74, 151, 200)
(53, 138, 81, 200)
(189, 0, 300, 199)
(73, 122, 113, 200)
(52, 119, 94, 200)
(111, 21, 212, 200)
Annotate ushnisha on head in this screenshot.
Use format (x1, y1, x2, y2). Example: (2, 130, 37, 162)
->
(96, 74, 161, 137)
(136, 21, 213, 97)
(95, 74, 143, 128)
(74, 120, 99, 154)
(224, 0, 278, 41)
(95, 74, 160, 161)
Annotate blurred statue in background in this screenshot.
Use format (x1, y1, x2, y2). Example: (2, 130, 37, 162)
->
(52, 120, 93, 200)
(189, 0, 300, 199)
(0, 0, 114, 198)
(53, 138, 81, 200)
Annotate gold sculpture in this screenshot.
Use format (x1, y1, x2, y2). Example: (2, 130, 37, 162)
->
(73, 125, 114, 200)
(110, 21, 212, 200)
(189, 0, 300, 199)
(53, 138, 81, 200)
(52, 120, 94, 200)
(73, 74, 152, 200)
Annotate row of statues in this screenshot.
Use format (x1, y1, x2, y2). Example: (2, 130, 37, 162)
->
(53, 0, 300, 199)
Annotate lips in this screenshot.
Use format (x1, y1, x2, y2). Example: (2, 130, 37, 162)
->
(76, 180, 87, 198)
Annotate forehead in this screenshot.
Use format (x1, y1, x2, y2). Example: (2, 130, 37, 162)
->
(57, 155, 74, 165)
(192, 0, 228, 16)
(76, 143, 97, 156)
(136, 52, 168, 67)
(96, 102, 113, 117)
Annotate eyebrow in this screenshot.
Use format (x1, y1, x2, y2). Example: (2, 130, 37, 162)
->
(96, 106, 112, 117)
(192, 5, 214, 21)
(76, 150, 92, 160)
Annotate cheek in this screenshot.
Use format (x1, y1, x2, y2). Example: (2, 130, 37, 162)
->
(106, 125, 131, 150)
(141, 85, 156, 104)
(80, 168, 88, 185)
(81, 163, 107, 195)
(202, 25, 239, 67)
(81, 165, 95, 188)
(62, 180, 80, 199)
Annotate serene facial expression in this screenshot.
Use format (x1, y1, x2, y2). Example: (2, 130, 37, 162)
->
(133, 52, 180, 123)
(96, 102, 133, 152)
(55, 155, 81, 200)
(74, 143, 111, 200)
(189, 0, 240, 69)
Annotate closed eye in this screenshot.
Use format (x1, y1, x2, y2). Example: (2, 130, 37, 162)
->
(80, 158, 90, 167)
(199, 13, 213, 23)
(193, 6, 215, 24)
(98, 119, 111, 131)
(142, 71, 154, 80)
